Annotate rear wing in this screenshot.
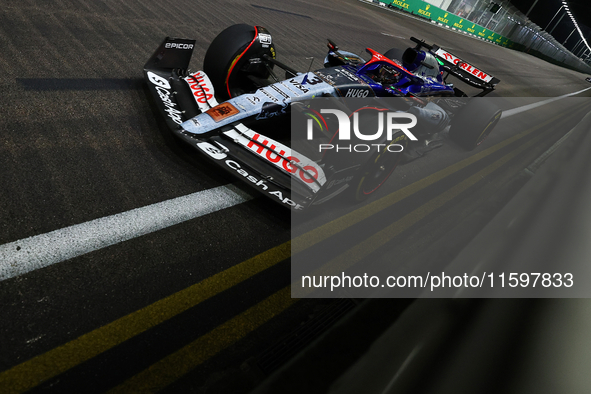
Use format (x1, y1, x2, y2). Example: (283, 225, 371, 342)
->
(431, 45, 500, 96)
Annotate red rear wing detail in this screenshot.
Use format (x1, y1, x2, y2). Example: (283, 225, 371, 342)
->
(432, 45, 500, 88)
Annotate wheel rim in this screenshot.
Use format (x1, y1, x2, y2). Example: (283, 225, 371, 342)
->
(358, 149, 403, 196)
(475, 111, 502, 146)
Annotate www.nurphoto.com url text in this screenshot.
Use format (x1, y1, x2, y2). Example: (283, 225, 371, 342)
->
(301, 272, 574, 292)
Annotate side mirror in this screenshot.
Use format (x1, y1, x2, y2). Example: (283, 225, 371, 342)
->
(327, 39, 339, 51)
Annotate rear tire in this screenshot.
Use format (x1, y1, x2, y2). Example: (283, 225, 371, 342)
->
(351, 137, 408, 202)
(449, 100, 502, 151)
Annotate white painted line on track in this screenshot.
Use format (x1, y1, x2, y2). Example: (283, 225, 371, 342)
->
(0, 185, 252, 281)
(381, 32, 406, 39)
(2, 87, 589, 282)
(502, 87, 591, 118)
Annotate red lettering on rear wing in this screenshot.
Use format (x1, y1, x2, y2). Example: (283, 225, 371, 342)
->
(432, 45, 500, 92)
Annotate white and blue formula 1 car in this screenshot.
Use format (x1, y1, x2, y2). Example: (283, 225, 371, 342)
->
(144, 24, 501, 211)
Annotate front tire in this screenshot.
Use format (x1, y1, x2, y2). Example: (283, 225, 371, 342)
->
(203, 24, 275, 100)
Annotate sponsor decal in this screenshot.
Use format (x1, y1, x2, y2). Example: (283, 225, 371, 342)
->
(345, 89, 369, 98)
(225, 160, 305, 209)
(147, 71, 170, 89)
(246, 95, 261, 105)
(270, 84, 291, 100)
(260, 88, 280, 103)
(206, 103, 240, 122)
(197, 142, 227, 160)
(418, 7, 431, 17)
(258, 33, 272, 47)
(335, 68, 359, 82)
(437, 12, 449, 24)
(391, 0, 410, 9)
(165, 42, 194, 50)
(289, 78, 310, 94)
(434, 48, 493, 82)
(147, 71, 183, 125)
(246, 133, 319, 185)
(185, 71, 216, 110)
(256, 102, 287, 120)
(224, 124, 326, 192)
(196, 141, 304, 209)
(280, 81, 303, 97)
(326, 176, 353, 190)
(313, 71, 335, 86)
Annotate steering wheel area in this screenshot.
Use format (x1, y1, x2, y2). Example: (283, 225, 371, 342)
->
(366, 63, 401, 86)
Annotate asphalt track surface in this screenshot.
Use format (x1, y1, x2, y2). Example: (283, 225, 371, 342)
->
(1, 0, 591, 393)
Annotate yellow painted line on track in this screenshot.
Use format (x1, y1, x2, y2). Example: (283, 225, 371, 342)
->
(108, 105, 589, 392)
(0, 243, 290, 394)
(1, 104, 585, 394)
(107, 286, 295, 394)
